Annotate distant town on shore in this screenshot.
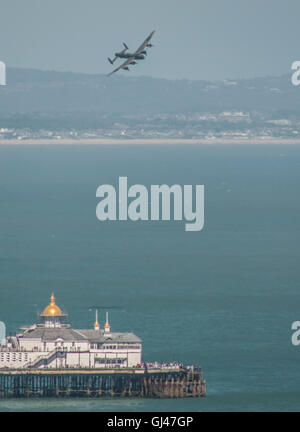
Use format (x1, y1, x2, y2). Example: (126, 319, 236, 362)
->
(0, 68, 299, 142)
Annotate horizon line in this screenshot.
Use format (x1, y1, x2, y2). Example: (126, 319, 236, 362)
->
(5, 66, 290, 83)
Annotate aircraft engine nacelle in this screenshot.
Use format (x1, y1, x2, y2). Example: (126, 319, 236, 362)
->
(130, 61, 137, 65)
(124, 67, 129, 71)
(135, 55, 145, 60)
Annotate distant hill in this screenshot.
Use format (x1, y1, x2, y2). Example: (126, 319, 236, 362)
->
(0, 67, 299, 117)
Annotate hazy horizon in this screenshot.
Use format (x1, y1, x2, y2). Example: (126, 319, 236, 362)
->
(6, 65, 291, 83)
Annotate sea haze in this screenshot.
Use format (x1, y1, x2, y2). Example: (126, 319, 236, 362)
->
(0, 143, 299, 411)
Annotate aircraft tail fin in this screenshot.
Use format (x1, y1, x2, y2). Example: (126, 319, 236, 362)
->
(108, 58, 114, 65)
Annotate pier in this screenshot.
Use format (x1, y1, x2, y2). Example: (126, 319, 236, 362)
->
(0, 366, 206, 398)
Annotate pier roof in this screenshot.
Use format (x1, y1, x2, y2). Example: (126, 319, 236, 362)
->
(21, 327, 141, 343)
(21, 327, 87, 341)
(78, 330, 141, 343)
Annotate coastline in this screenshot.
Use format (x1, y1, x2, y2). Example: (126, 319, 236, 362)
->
(1, 138, 300, 145)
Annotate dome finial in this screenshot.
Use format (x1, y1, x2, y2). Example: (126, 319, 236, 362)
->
(94, 309, 100, 330)
(104, 311, 111, 333)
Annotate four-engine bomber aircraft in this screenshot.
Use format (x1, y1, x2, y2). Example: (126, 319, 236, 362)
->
(107, 30, 155, 76)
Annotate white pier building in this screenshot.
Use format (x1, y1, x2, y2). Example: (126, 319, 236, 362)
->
(0, 294, 142, 369)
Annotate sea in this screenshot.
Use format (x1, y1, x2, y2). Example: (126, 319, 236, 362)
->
(0, 143, 299, 412)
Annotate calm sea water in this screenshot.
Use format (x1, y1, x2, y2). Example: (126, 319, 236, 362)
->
(0, 143, 300, 412)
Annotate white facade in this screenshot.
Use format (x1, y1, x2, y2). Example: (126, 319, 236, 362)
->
(0, 295, 142, 370)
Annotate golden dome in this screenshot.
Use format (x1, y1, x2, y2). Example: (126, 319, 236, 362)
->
(41, 293, 63, 317)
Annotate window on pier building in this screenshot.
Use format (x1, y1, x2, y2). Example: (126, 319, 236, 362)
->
(95, 358, 125, 364)
(91, 343, 103, 349)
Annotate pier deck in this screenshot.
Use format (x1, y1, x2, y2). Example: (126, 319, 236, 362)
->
(0, 367, 206, 398)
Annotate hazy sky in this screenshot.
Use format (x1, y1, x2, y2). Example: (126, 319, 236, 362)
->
(0, 0, 299, 80)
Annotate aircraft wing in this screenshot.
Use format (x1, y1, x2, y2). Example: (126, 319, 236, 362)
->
(135, 30, 155, 55)
(107, 57, 133, 77)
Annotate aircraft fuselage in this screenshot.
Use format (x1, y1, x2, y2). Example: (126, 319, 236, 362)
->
(115, 53, 145, 60)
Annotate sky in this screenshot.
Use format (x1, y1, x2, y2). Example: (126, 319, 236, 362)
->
(0, 0, 299, 81)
